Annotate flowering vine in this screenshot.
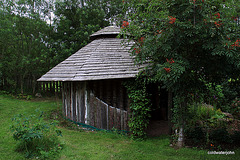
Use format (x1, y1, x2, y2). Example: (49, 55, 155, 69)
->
(167, 58, 175, 64)
(121, 21, 129, 28)
(169, 16, 176, 24)
(164, 68, 171, 73)
(134, 48, 141, 54)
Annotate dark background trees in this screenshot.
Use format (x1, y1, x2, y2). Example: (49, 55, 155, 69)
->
(0, 0, 123, 94)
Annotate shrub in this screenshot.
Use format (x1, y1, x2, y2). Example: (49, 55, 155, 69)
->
(209, 128, 232, 144)
(230, 97, 240, 119)
(185, 103, 229, 146)
(10, 110, 63, 159)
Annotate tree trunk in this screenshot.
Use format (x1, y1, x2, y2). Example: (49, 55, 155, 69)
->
(175, 98, 187, 148)
(32, 75, 36, 95)
(176, 126, 184, 148)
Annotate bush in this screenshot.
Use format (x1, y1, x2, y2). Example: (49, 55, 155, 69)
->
(10, 110, 63, 159)
(230, 97, 240, 118)
(185, 103, 228, 146)
(185, 126, 205, 145)
(209, 128, 232, 144)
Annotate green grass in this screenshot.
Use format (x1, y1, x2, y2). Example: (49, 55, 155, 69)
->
(0, 94, 239, 160)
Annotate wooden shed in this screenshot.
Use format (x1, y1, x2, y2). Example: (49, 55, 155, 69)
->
(38, 26, 170, 133)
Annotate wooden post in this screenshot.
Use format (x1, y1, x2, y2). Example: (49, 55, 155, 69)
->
(84, 82, 90, 125)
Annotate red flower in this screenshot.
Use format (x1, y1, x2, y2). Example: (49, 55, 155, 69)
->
(138, 37, 145, 44)
(134, 48, 140, 54)
(166, 58, 175, 64)
(215, 12, 220, 19)
(214, 21, 222, 27)
(156, 30, 163, 35)
(232, 39, 240, 47)
(202, 0, 204, 2)
(232, 16, 238, 21)
(169, 16, 176, 24)
(121, 21, 129, 28)
(193, 0, 196, 4)
(164, 68, 171, 73)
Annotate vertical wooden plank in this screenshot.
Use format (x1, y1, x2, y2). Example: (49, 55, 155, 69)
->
(101, 102, 107, 129)
(80, 82, 85, 123)
(66, 82, 71, 119)
(109, 106, 114, 130)
(89, 92, 94, 126)
(62, 83, 66, 117)
(116, 108, 121, 130)
(76, 82, 79, 122)
(70, 82, 73, 120)
(96, 99, 101, 128)
(84, 82, 90, 124)
(113, 108, 117, 128)
(75, 83, 79, 123)
(107, 104, 109, 130)
(121, 110, 124, 130)
(93, 95, 98, 127)
(72, 82, 76, 122)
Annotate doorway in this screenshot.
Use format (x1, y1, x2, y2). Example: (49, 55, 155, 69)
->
(146, 83, 169, 136)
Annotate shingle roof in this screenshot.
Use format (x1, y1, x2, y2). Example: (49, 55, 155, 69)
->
(38, 26, 142, 82)
(90, 26, 121, 38)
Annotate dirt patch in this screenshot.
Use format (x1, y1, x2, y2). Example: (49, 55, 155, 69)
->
(147, 120, 170, 137)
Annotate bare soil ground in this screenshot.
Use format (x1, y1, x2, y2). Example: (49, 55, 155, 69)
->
(147, 120, 170, 137)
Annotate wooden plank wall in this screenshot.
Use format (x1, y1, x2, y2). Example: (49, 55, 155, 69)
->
(62, 81, 130, 131)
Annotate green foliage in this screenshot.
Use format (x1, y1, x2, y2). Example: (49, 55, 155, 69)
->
(123, 78, 151, 139)
(120, 0, 240, 93)
(187, 103, 226, 128)
(10, 110, 63, 159)
(230, 97, 240, 118)
(183, 103, 240, 148)
(120, 1, 240, 146)
(204, 82, 224, 106)
(16, 94, 32, 100)
(0, 0, 55, 94)
(0, 0, 123, 94)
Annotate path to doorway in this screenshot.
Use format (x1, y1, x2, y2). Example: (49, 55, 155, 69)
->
(146, 120, 169, 136)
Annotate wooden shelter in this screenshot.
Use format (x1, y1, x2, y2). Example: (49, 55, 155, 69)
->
(38, 26, 171, 133)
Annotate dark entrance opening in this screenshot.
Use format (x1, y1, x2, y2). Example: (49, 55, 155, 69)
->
(147, 83, 168, 121)
(147, 83, 169, 136)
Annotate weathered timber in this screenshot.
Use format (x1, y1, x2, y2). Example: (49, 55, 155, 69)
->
(62, 81, 131, 131)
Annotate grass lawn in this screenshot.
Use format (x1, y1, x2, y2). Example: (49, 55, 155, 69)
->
(0, 94, 239, 160)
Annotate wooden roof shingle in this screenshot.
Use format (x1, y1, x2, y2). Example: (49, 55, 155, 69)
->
(38, 26, 141, 82)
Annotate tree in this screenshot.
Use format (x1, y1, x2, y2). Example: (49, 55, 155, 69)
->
(120, 0, 240, 146)
(0, 0, 124, 94)
(0, 0, 53, 94)
(52, 0, 123, 64)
